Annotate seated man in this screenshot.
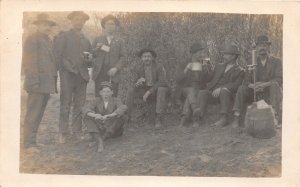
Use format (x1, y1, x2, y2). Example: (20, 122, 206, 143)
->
(232, 35, 282, 128)
(179, 42, 213, 127)
(126, 48, 169, 129)
(82, 81, 127, 152)
(193, 44, 245, 127)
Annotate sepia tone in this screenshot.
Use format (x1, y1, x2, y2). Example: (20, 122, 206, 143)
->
(20, 11, 282, 176)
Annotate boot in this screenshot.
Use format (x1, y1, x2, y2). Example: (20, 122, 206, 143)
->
(58, 133, 67, 144)
(192, 116, 200, 128)
(179, 116, 189, 127)
(231, 115, 240, 128)
(193, 107, 202, 118)
(155, 114, 163, 129)
(212, 115, 228, 127)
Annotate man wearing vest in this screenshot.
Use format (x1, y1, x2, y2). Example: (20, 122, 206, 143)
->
(231, 35, 282, 128)
(125, 48, 169, 129)
(54, 11, 92, 143)
(91, 15, 126, 97)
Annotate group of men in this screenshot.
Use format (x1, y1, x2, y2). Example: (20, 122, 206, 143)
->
(22, 11, 282, 153)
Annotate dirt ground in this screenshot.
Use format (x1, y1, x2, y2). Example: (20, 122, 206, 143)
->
(19, 81, 281, 177)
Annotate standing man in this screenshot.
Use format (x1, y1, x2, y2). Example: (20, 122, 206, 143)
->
(232, 35, 282, 128)
(91, 14, 126, 97)
(22, 13, 57, 153)
(54, 11, 92, 143)
(125, 48, 169, 128)
(193, 44, 245, 127)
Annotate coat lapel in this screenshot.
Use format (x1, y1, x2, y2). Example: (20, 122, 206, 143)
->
(96, 98, 105, 114)
(107, 98, 115, 114)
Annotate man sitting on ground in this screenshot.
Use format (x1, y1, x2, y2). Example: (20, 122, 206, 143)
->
(82, 81, 127, 152)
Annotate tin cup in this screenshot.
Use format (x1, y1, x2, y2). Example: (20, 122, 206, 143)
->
(190, 62, 202, 71)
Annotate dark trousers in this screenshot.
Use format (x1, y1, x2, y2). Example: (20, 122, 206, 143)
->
(233, 82, 282, 121)
(59, 69, 87, 133)
(94, 66, 119, 97)
(182, 87, 200, 117)
(84, 116, 124, 140)
(125, 85, 168, 117)
(24, 92, 49, 148)
(195, 89, 233, 117)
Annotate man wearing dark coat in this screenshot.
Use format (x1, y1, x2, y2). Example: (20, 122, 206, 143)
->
(125, 48, 169, 128)
(231, 35, 282, 128)
(193, 44, 245, 127)
(178, 42, 213, 127)
(22, 13, 57, 153)
(54, 11, 92, 143)
(91, 15, 126, 97)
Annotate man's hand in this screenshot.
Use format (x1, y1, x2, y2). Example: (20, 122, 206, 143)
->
(107, 67, 118, 77)
(96, 42, 104, 49)
(184, 63, 193, 73)
(143, 90, 151, 102)
(212, 88, 221, 98)
(94, 114, 104, 121)
(106, 112, 117, 119)
(135, 77, 146, 87)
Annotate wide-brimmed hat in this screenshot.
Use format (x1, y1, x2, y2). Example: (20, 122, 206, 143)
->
(138, 48, 157, 58)
(220, 44, 240, 55)
(67, 11, 89, 21)
(190, 42, 207, 54)
(33, 13, 56, 26)
(99, 81, 113, 90)
(255, 35, 271, 46)
(101, 14, 120, 28)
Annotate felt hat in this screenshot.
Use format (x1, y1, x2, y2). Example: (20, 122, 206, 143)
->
(255, 35, 271, 46)
(220, 44, 240, 55)
(190, 42, 207, 54)
(99, 81, 113, 90)
(33, 13, 56, 26)
(67, 11, 89, 21)
(138, 48, 157, 58)
(101, 14, 120, 28)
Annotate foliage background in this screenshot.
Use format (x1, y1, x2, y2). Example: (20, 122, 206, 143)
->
(23, 12, 283, 100)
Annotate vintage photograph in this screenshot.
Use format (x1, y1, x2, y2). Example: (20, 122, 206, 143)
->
(20, 11, 283, 177)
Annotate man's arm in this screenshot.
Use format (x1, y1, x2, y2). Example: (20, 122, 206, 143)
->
(114, 39, 126, 71)
(223, 69, 246, 93)
(111, 98, 128, 117)
(53, 32, 66, 70)
(22, 35, 40, 87)
(148, 64, 168, 94)
(82, 99, 97, 117)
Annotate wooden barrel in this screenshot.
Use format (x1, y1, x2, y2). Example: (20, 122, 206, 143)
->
(244, 104, 276, 139)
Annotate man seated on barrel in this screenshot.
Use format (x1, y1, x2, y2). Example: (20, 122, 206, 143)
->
(125, 48, 169, 129)
(82, 81, 127, 152)
(179, 42, 213, 127)
(231, 35, 282, 128)
(192, 44, 245, 127)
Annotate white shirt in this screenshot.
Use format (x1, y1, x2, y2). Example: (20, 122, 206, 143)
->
(107, 36, 114, 45)
(261, 59, 267, 67)
(104, 101, 109, 109)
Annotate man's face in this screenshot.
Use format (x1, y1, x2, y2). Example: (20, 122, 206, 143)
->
(36, 22, 52, 34)
(99, 87, 113, 100)
(70, 17, 87, 31)
(256, 43, 270, 56)
(141, 52, 154, 66)
(192, 49, 207, 61)
(104, 20, 116, 34)
(222, 53, 237, 64)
